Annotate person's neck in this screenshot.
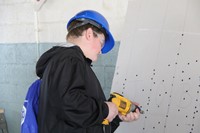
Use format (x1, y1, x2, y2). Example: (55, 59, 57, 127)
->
(67, 37, 90, 60)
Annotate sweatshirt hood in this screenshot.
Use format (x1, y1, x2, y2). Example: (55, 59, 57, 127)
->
(36, 46, 59, 78)
(36, 44, 92, 78)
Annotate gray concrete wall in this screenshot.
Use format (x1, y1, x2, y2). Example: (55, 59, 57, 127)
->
(0, 42, 119, 133)
(0, 1, 123, 132)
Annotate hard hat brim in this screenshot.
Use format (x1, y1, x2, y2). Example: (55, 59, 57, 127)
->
(101, 31, 115, 54)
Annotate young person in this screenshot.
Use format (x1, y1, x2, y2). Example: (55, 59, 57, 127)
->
(36, 10, 140, 133)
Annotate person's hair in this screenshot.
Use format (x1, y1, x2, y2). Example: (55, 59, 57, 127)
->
(66, 20, 106, 40)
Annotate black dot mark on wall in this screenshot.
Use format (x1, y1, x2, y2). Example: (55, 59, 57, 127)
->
(192, 124, 195, 127)
(177, 124, 179, 126)
(196, 60, 198, 62)
(177, 53, 179, 55)
(168, 64, 170, 67)
(188, 63, 190, 65)
(180, 43, 182, 45)
(136, 75, 138, 77)
(182, 34, 184, 36)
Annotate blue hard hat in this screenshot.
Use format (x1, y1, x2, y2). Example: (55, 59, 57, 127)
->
(67, 10, 115, 54)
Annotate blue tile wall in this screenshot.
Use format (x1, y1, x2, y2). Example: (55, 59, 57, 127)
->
(0, 42, 119, 133)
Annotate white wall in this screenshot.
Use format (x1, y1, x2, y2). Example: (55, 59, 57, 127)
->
(112, 0, 200, 133)
(0, 0, 129, 43)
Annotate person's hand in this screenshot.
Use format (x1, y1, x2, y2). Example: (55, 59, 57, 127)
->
(118, 101, 141, 122)
(118, 108, 140, 122)
(105, 102, 118, 122)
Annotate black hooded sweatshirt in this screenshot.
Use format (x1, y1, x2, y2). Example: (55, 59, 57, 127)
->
(36, 45, 121, 133)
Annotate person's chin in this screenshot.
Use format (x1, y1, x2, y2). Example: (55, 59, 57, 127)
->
(92, 56, 98, 62)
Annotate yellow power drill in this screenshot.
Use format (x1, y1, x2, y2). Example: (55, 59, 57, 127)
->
(102, 92, 144, 125)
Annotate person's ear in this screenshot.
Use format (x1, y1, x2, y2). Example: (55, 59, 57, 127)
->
(85, 28, 93, 41)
